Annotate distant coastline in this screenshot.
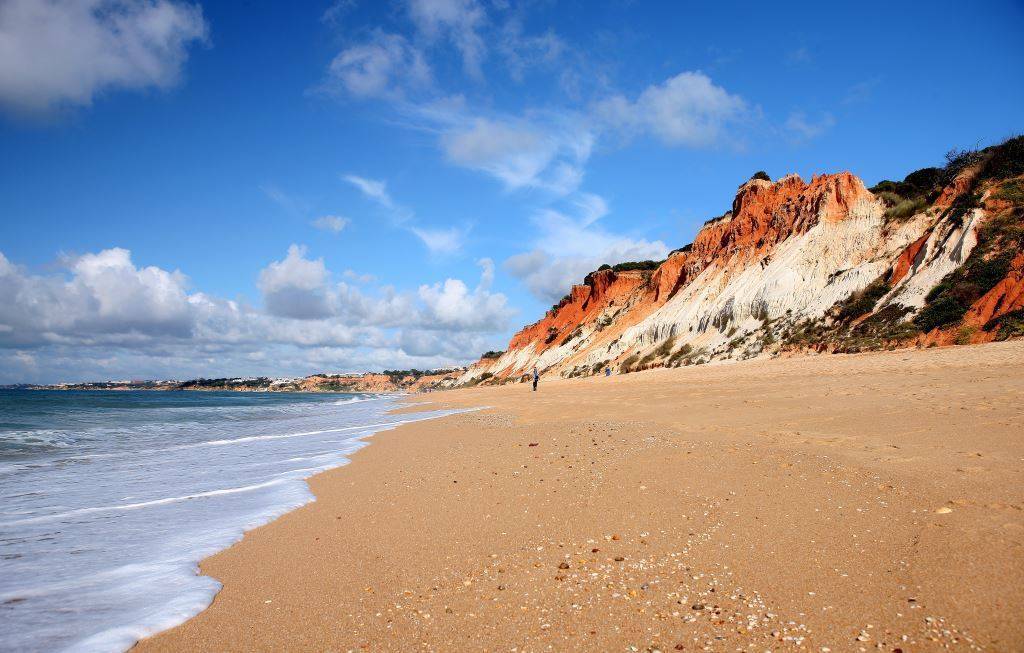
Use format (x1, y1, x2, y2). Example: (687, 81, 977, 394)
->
(2, 368, 465, 394)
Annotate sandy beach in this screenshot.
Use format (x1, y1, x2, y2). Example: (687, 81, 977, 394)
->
(137, 342, 1024, 652)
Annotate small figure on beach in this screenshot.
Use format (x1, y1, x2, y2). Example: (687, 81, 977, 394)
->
(532, 366, 539, 391)
(604, 366, 611, 377)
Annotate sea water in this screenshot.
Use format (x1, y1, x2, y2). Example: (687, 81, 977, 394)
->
(0, 390, 457, 652)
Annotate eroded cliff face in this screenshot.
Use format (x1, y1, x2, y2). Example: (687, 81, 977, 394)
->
(461, 137, 1024, 385)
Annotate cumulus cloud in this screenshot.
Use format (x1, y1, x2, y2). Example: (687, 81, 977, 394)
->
(255, 245, 509, 330)
(258, 245, 333, 320)
(503, 196, 668, 302)
(0, 247, 514, 383)
(311, 215, 350, 233)
(595, 71, 749, 147)
(0, 0, 208, 116)
(0, 248, 193, 345)
(322, 31, 430, 99)
(417, 258, 510, 330)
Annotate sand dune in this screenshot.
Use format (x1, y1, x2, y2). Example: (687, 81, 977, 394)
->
(138, 341, 1024, 652)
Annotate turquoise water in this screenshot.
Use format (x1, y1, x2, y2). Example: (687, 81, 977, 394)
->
(0, 390, 455, 652)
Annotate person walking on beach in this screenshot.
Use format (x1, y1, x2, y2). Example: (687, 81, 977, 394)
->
(532, 366, 539, 392)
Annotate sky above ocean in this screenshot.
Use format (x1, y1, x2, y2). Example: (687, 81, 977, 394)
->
(1, 0, 1023, 383)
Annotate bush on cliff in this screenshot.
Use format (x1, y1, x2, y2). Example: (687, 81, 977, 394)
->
(612, 260, 662, 272)
(942, 146, 986, 185)
(834, 278, 890, 322)
(985, 309, 1024, 340)
(979, 135, 1024, 181)
(751, 170, 771, 182)
(619, 353, 640, 373)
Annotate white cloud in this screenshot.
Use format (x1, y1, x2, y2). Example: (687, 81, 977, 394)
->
(435, 112, 594, 194)
(595, 71, 749, 147)
(496, 18, 564, 82)
(410, 225, 467, 255)
(254, 245, 510, 331)
(343, 269, 376, 283)
(261, 184, 310, 216)
(258, 245, 333, 319)
(417, 258, 511, 331)
(407, 0, 486, 77)
(322, 31, 430, 99)
(0, 248, 193, 345)
(503, 196, 668, 302)
(343, 173, 471, 253)
(0, 0, 208, 116)
(311, 215, 350, 233)
(0, 247, 514, 383)
(342, 174, 395, 210)
(783, 110, 835, 141)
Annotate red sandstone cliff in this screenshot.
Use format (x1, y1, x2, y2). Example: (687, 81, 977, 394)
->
(461, 137, 1024, 385)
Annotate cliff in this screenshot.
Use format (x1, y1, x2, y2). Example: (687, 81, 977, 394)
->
(462, 136, 1024, 385)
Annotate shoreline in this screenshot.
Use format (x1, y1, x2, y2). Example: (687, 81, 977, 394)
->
(137, 342, 1024, 651)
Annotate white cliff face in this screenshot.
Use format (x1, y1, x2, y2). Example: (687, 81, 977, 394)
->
(884, 209, 980, 310)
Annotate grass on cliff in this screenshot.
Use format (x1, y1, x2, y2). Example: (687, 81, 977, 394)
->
(834, 278, 890, 322)
(993, 180, 1024, 204)
(871, 167, 941, 222)
(914, 207, 1023, 332)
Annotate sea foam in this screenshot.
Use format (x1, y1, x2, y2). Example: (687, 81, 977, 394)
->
(0, 390, 458, 652)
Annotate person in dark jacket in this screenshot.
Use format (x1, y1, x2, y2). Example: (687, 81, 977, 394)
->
(532, 366, 539, 391)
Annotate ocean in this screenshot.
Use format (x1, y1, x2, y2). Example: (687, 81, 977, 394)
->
(0, 389, 457, 652)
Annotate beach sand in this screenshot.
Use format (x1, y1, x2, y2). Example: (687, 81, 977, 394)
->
(137, 341, 1024, 652)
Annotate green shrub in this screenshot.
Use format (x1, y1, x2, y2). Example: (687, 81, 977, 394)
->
(915, 252, 1014, 332)
(654, 336, 676, 358)
(666, 344, 694, 367)
(943, 147, 986, 184)
(876, 190, 903, 207)
(985, 309, 1024, 340)
(612, 260, 663, 273)
(597, 264, 612, 271)
(885, 196, 928, 221)
(980, 135, 1024, 181)
(481, 350, 504, 359)
(903, 167, 942, 190)
(561, 326, 584, 346)
(619, 353, 640, 373)
(835, 278, 889, 322)
(954, 326, 977, 346)
(751, 170, 771, 182)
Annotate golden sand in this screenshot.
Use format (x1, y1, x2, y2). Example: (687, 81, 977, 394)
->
(137, 341, 1024, 651)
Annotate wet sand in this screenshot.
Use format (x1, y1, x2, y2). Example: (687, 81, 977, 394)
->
(137, 341, 1024, 652)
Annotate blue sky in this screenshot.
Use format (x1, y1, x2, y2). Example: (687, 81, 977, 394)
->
(1, 0, 1022, 383)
